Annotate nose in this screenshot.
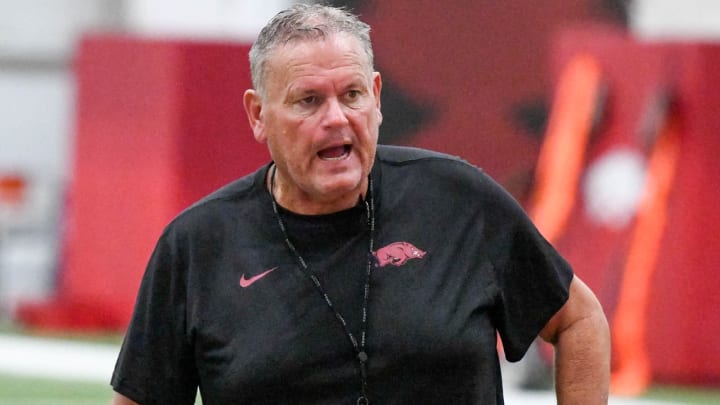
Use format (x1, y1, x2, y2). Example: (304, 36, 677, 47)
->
(322, 97, 349, 128)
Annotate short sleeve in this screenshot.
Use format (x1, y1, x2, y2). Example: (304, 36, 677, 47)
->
(482, 175, 574, 362)
(111, 227, 199, 404)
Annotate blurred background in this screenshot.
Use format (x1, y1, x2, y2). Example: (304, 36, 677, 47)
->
(1, 0, 719, 403)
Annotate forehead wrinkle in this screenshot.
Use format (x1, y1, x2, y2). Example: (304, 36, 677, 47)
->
(269, 47, 371, 98)
(285, 70, 368, 97)
(284, 59, 368, 83)
(277, 34, 369, 68)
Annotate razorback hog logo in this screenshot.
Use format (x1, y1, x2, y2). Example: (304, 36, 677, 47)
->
(374, 242, 426, 267)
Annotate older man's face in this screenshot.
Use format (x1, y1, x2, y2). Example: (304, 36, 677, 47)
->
(245, 34, 382, 214)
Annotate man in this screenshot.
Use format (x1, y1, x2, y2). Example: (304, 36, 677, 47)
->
(111, 4, 610, 404)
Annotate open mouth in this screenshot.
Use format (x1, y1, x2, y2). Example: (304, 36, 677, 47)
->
(318, 144, 352, 161)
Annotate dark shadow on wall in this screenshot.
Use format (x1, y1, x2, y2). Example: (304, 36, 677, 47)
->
(324, 0, 629, 200)
(325, 0, 438, 145)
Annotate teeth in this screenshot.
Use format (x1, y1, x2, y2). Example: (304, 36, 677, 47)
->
(319, 145, 350, 160)
(320, 151, 349, 161)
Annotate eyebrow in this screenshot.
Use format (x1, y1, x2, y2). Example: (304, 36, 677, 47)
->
(288, 75, 367, 95)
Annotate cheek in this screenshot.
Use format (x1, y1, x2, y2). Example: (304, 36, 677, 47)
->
(357, 111, 381, 142)
(348, 106, 375, 127)
(270, 129, 313, 166)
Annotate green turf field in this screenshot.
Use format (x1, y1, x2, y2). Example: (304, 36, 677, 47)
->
(0, 374, 204, 405)
(644, 385, 720, 404)
(0, 374, 112, 405)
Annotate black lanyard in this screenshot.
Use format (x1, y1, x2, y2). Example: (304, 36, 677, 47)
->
(269, 165, 375, 405)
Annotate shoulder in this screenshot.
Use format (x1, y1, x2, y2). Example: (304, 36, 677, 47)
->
(163, 165, 267, 237)
(376, 144, 467, 166)
(375, 144, 499, 193)
(375, 145, 528, 219)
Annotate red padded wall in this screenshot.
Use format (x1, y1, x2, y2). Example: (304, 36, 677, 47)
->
(547, 27, 720, 386)
(17, 36, 268, 330)
(364, 0, 613, 191)
(645, 44, 720, 385)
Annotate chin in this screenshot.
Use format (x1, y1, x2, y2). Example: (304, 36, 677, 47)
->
(316, 173, 365, 197)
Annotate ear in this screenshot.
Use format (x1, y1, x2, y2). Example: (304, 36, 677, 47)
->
(372, 72, 383, 124)
(243, 89, 267, 143)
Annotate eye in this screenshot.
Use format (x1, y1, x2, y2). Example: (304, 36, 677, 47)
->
(343, 89, 365, 106)
(299, 95, 318, 105)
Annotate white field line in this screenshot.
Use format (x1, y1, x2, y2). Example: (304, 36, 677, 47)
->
(0, 334, 119, 383)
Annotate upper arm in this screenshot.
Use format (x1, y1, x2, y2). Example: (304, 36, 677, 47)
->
(538, 272, 611, 404)
(539, 275, 608, 344)
(111, 392, 140, 405)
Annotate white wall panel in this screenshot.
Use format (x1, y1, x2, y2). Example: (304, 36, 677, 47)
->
(125, 0, 296, 41)
(0, 0, 119, 60)
(632, 0, 720, 40)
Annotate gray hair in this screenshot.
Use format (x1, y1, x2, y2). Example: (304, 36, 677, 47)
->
(249, 4, 374, 97)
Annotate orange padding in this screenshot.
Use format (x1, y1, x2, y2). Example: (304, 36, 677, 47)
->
(529, 54, 603, 243)
(0, 174, 27, 204)
(611, 112, 681, 396)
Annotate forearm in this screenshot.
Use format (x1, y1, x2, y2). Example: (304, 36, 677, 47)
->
(553, 310, 611, 404)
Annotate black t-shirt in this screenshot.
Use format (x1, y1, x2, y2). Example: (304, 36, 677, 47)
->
(111, 145, 573, 404)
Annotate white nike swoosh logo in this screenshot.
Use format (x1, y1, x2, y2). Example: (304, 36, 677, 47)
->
(239, 267, 278, 288)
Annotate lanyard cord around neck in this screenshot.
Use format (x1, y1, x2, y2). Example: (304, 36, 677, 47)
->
(269, 165, 375, 405)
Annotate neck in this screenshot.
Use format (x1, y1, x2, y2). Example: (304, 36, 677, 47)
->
(268, 165, 368, 215)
